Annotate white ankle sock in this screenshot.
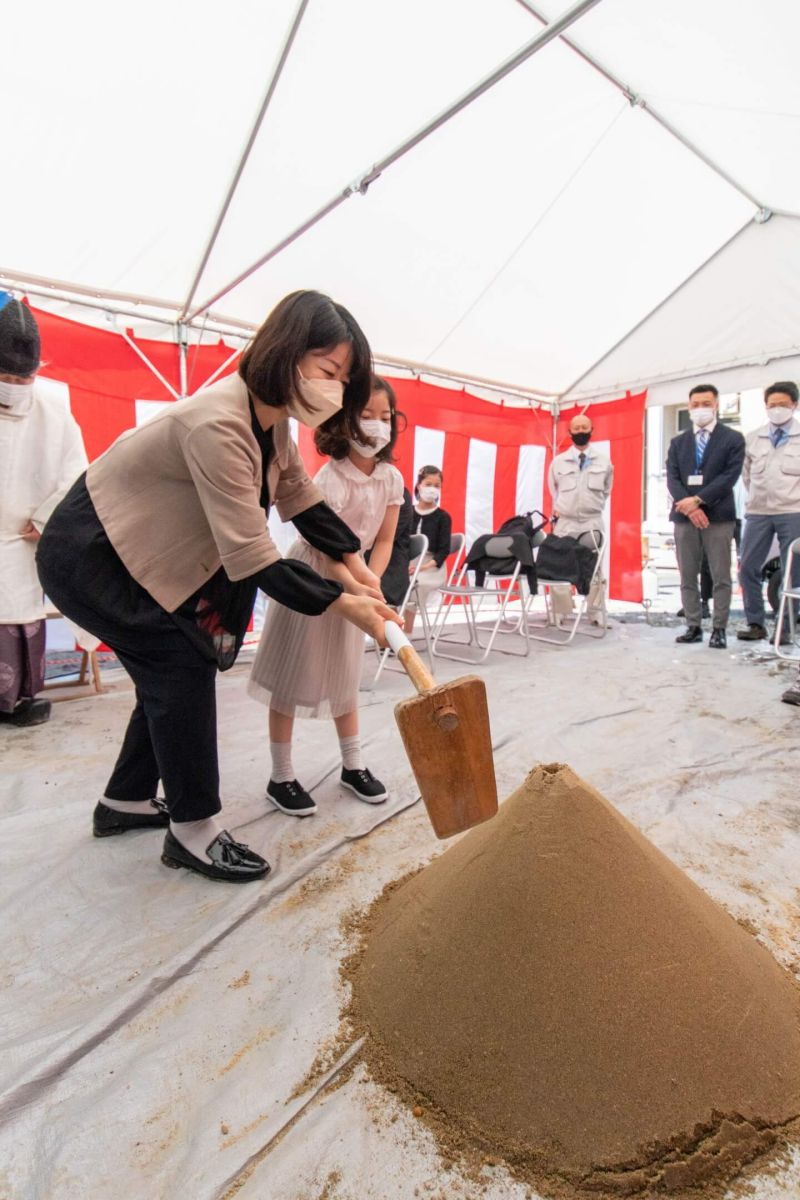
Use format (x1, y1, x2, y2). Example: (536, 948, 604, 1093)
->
(270, 741, 295, 783)
(102, 796, 161, 815)
(339, 734, 363, 771)
(170, 817, 223, 862)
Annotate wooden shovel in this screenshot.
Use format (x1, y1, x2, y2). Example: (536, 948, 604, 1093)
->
(384, 623, 498, 839)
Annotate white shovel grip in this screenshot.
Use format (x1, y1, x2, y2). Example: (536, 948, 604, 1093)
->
(385, 620, 412, 654)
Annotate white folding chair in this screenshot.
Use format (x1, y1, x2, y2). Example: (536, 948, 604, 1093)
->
(426, 532, 467, 642)
(372, 532, 430, 683)
(525, 530, 607, 645)
(431, 537, 531, 664)
(774, 536, 800, 659)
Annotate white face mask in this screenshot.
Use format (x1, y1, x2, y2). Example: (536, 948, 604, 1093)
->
(689, 406, 715, 428)
(351, 418, 391, 458)
(286, 374, 344, 428)
(768, 406, 794, 426)
(419, 486, 440, 504)
(0, 380, 34, 411)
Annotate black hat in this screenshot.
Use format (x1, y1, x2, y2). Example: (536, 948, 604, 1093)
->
(0, 294, 41, 376)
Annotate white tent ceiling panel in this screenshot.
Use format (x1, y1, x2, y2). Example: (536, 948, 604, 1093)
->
(189, 0, 538, 309)
(566, 215, 800, 403)
(215, 91, 752, 394)
(532, 0, 800, 213)
(2, 0, 798, 401)
(3, 0, 300, 298)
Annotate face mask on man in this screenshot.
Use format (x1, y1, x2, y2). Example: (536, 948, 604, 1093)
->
(570, 430, 591, 447)
(351, 419, 391, 458)
(768, 406, 795, 426)
(0, 380, 34, 411)
(419, 486, 440, 504)
(286, 374, 344, 428)
(689, 407, 715, 428)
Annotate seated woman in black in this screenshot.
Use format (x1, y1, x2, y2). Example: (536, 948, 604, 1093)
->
(405, 465, 452, 634)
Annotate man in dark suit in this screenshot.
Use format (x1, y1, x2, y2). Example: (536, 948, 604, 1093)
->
(666, 383, 745, 649)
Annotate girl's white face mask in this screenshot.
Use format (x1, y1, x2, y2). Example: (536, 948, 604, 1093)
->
(287, 374, 344, 428)
(0, 380, 34, 412)
(689, 406, 715, 428)
(419, 486, 440, 504)
(351, 419, 391, 458)
(768, 406, 794, 426)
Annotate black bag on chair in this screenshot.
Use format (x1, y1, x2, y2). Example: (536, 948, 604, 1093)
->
(466, 511, 547, 594)
(534, 534, 596, 595)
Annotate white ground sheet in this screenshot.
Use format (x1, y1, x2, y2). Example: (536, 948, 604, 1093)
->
(1, 622, 799, 1200)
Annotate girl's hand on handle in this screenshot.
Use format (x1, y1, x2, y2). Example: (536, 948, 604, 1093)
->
(331, 594, 401, 647)
(343, 552, 382, 594)
(352, 581, 385, 601)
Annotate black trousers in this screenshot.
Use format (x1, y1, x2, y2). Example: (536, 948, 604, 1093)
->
(37, 478, 220, 822)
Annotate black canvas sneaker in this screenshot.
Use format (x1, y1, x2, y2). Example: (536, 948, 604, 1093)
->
(340, 767, 388, 804)
(266, 778, 317, 817)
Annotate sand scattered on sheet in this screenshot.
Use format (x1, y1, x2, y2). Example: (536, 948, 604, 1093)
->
(345, 763, 800, 1198)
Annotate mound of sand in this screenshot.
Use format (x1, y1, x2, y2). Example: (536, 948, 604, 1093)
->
(347, 764, 800, 1197)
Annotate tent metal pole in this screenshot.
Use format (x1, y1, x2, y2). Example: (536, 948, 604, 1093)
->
(177, 323, 189, 398)
(177, 0, 311, 322)
(118, 325, 181, 400)
(185, 0, 604, 323)
(555, 216, 754, 403)
(514, 0, 764, 211)
(0, 275, 254, 339)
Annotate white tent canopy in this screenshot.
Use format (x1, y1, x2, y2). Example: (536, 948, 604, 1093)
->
(2, 0, 799, 404)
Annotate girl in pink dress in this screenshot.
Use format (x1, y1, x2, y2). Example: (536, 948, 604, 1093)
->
(248, 377, 404, 815)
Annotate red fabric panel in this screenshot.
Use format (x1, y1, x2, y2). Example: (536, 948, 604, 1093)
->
(493, 444, 520, 527)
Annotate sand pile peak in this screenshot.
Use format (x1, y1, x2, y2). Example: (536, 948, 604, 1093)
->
(347, 763, 800, 1197)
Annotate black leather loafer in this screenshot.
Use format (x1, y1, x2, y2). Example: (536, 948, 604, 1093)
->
(0, 698, 52, 727)
(708, 628, 727, 649)
(161, 829, 270, 883)
(93, 798, 170, 838)
(675, 626, 702, 644)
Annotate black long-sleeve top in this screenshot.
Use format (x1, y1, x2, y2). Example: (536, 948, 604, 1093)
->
(414, 505, 452, 568)
(248, 407, 359, 615)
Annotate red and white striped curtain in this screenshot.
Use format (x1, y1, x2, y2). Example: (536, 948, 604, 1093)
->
(32, 306, 645, 604)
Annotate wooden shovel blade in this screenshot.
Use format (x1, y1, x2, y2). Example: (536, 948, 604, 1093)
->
(393, 674, 498, 839)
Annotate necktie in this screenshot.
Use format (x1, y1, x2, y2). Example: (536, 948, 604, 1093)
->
(695, 429, 709, 468)
(578, 452, 586, 471)
(771, 426, 788, 449)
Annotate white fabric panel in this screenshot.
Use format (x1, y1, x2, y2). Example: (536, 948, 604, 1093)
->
(464, 438, 497, 549)
(134, 399, 172, 426)
(515, 444, 546, 517)
(569, 216, 800, 403)
(412, 427, 446, 486)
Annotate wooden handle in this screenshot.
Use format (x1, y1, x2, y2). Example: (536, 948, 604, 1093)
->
(397, 644, 436, 694)
(385, 622, 437, 694)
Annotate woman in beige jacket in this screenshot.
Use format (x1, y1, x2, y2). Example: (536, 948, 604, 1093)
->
(37, 291, 398, 883)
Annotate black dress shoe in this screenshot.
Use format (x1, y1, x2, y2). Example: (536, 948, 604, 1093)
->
(161, 830, 270, 883)
(708, 628, 727, 649)
(675, 626, 703, 643)
(737, 623, 767, 641)
(0, 698, 52, 727)
(266, 778, 317, 817)
(93, 798, 170, 838)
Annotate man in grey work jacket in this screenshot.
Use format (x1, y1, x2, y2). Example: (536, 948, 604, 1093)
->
(667, 383, 745, 649)
(737, 381, 800, 647)
(548, 412, 614, 621)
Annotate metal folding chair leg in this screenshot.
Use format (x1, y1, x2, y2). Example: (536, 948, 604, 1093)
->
(774, 536, 800, 660)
